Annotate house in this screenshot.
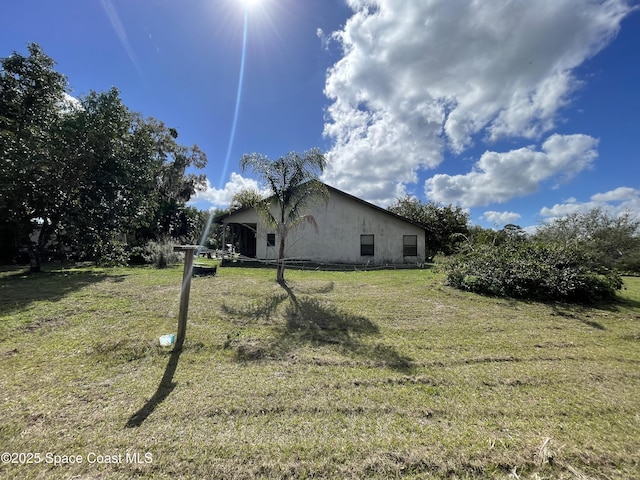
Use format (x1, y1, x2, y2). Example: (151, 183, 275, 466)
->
(216, 183, 427, 265)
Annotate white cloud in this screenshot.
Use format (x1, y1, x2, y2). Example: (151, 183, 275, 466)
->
(540, 187, 640, 221)
(591, 186, 640, 203)
(316, 28, 331, 51)
(539, 198, 597, 218)
(481, 211, 522, 226)
(322, 0, 631, 205)
(191, 172, 270, 208)
(425, 134, 598, 207)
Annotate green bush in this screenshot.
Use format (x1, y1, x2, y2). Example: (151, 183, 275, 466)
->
(445, 242, 622, 304)
(94, 239, 129, 267)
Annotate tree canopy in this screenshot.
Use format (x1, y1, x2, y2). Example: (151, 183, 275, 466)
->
(231, 188, 263, 212)
(533, 208, 640, 273)
(0, 43, 69, 268)
(0, 43, 207, 269)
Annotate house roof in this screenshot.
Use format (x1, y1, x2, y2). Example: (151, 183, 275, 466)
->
(214, 182, 427, 231)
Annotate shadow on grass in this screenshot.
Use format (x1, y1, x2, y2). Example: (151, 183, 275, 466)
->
(232, 281, 413, 372)
(220, 282, 336, 324)
(0, 265, 124, 317)
(293, 281, 335, 295)
(550, 306, 607, 330)
(550, 289, 640, 330)
(280, 281, 377, 340)
(612, 293, 640, 312)
(125, 347, 182, 428)
(221, 293, 289, 324)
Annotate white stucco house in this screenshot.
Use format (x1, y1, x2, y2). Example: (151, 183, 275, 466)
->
(216, 183, 426, 265)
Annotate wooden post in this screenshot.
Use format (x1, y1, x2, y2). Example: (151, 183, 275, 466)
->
(173, 245, 199, 350)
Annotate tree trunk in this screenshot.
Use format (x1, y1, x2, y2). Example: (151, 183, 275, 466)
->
(277, 236, 286, 284)
(29, 219, 53, 273)
(28, 243, 41, 273)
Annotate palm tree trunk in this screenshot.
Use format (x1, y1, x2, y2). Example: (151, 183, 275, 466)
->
(277, 236, 286, 284)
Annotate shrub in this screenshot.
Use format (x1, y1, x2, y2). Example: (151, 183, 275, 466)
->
(94, 239, 129, 267)
(445, 242, 622, 304)
(142, 240, 184, 268)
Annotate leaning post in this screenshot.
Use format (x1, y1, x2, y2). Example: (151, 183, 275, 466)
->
(173, 245, 199, 350)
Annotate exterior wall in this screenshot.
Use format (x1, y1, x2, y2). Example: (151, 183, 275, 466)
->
(223, 189, 425, 264)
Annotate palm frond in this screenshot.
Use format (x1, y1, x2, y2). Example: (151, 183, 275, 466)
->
(288, 214, 320, 234)
(285, 180, 329, 224)
(255, 198, 277, 228)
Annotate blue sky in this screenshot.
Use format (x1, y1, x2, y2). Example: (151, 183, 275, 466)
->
(2, 0, 639, 230)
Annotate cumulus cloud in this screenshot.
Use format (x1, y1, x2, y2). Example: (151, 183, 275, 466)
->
(191, 172, 270, 208)
(322, 0, 631, 206)
(425, 134, 598, 207)
(481, 211, 522, 226)
(540, 187, 640, 221)
(539, 197, 597, 218)
(590, 186, 640, 203)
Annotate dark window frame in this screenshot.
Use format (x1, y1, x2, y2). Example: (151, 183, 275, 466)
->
(403, 235, 418, 257)
(361, 234, 374, 256)
(266, 233, 275, 247)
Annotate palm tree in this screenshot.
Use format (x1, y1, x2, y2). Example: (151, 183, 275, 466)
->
(240, 148, 328, 284)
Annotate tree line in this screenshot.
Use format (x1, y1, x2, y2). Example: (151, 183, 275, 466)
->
(1, 43, 208, 271)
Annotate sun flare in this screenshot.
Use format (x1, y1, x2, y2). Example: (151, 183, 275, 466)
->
(242, 0, 262, 9)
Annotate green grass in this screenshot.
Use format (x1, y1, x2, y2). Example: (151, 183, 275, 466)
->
(1, 263, 639, 479)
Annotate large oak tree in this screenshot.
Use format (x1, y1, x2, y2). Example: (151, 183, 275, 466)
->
(0, 44, 69, 270)
(0, 43, 207, 270)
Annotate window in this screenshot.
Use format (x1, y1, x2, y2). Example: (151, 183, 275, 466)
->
(266, 233, 275, 247)
(361, 234, 374, 256)
(403, 235, 418, 256)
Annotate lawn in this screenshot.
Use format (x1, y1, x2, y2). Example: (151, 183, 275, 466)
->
(0, 263, 639, 479)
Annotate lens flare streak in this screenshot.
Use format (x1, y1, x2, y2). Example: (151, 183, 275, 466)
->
(220, 8, 249, 189)
(200, 7, 250, 247)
